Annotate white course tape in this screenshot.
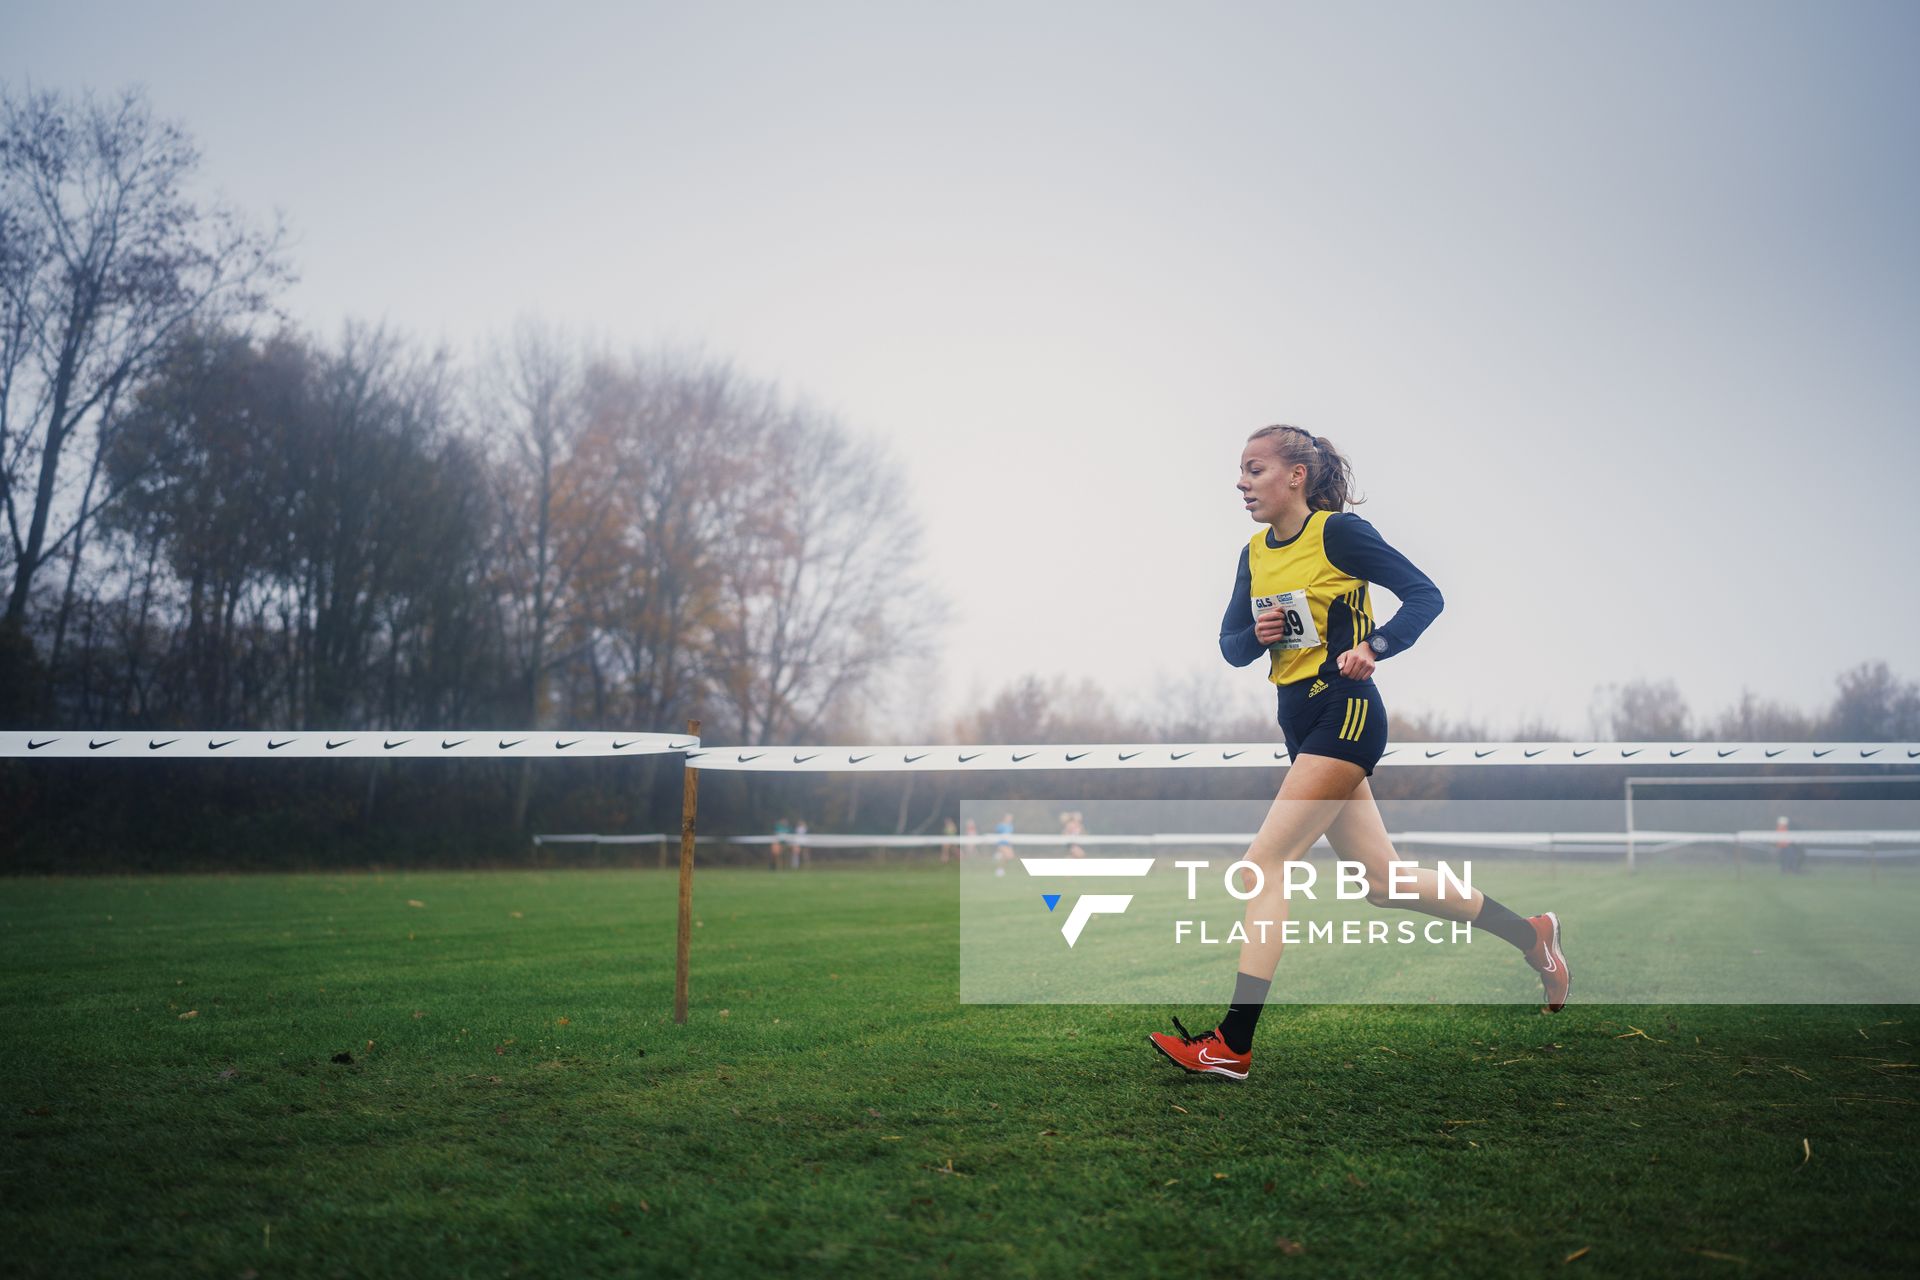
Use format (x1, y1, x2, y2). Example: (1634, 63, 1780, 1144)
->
(0, 730, 696, 759)
(682, 741, 1920, 773)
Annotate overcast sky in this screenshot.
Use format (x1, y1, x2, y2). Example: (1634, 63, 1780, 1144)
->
(10, 1, 1918, 737)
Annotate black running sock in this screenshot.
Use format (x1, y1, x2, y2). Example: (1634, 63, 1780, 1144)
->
(1472, 896, 1537, 953)
(1217, 971, 1271, 1054)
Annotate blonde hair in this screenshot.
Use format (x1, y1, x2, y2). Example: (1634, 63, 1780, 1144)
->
(1246, 424, 1360, 512)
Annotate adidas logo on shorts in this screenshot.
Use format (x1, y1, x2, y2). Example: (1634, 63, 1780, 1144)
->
(1308, 679, 1328, 698)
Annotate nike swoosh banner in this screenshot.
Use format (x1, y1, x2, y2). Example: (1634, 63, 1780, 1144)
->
(681, 743, 1920, 773)
(1, 731, 697, 759)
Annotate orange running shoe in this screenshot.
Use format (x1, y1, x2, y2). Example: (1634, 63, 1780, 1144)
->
(1147, 1016, 1251, 1080)
(1525, 911, 1570, 1012)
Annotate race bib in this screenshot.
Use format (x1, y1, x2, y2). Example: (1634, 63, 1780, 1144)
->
(1252, 588, 1320, 651)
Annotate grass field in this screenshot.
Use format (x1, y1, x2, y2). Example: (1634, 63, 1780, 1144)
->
(3, 864, 1917, 1278)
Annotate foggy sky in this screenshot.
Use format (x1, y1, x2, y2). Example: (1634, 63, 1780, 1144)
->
(10, 0, 1918, 736)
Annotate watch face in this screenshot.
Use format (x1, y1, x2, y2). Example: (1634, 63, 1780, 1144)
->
(1369, 636, 1388, 654)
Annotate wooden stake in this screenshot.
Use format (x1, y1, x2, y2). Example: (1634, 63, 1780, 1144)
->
(673, 718, 700, 1025)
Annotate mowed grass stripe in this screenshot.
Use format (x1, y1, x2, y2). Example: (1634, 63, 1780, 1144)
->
(1, 867, 1916, 1278)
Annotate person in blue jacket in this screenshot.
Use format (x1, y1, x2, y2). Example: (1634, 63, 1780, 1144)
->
(1149, 425, 1570, 1081)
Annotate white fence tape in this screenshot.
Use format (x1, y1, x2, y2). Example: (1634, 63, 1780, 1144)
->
(0, 731, 696, 759)
(7, 734, 1917, 768)
(682, 741, 1920, 772)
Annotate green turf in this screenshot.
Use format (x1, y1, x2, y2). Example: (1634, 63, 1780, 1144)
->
(2, 866, 1916, 1278)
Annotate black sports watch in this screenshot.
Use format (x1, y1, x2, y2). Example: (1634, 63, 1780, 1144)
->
(1368, 635, 1390, 657)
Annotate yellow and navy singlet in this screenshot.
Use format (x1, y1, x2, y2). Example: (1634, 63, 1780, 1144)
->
(1218, 510, 1443, 771)
(1219, 510, 1442, 684)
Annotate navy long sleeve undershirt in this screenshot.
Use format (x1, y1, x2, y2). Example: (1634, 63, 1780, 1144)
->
(1217, 512, 1444, 669)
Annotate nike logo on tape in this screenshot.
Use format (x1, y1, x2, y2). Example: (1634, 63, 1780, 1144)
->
(90, 738, 119, 750)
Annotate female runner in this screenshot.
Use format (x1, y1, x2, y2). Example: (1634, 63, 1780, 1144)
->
(1149, 425, 1569, 1081)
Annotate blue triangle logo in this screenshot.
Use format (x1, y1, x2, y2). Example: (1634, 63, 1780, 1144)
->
(1042, 894, 1061, 912)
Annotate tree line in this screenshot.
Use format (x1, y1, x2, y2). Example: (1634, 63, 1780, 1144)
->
(1, 87, 937, 864)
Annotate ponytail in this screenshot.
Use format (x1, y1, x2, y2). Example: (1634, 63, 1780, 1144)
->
(1246, 424, 1360, 512)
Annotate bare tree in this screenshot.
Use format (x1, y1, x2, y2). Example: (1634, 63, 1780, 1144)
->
(0, 86, 287, 635)
(707, 400, 942, 744)
(1591, 678, 1691, 741)
(1825, 661, 1920, 741)
(478, 320, 625, 826)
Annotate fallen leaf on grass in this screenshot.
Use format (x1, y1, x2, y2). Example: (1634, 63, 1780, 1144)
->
(1213, 1172, 1229, 1180)
(406, 899, 425, 908)
(511, 911, 524, 919)
(412, 1010, 426, 1019)
(882, 1135, 903, 1141)
(1274, 1238, 1305, 1256)
(1565, 1246, 1591, 1262)
(1039, 1130, 1059, 1137)
(1170, 1105, 1188, 1114)
(1164, 1179, 1179, 1186)
(555, 1016, 570, 1026)
(1685, 1247, 1749, 1264)
(178, 1010, 198, 1020)
(1346, 1173, 1367, 1188)
(1798, 1138, 1812, 1168)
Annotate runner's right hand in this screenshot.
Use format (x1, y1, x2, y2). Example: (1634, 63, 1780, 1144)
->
(1254, 608, 1290, 646)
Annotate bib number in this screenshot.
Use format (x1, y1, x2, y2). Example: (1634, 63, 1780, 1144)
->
(1252, 589, 1320, 651)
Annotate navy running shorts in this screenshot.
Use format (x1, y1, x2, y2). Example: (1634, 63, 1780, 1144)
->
(1276, 675, 1388, 774)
